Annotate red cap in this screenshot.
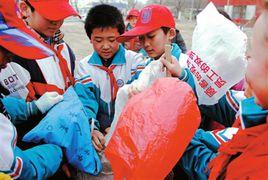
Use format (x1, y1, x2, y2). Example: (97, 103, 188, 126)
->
(118, 4, 175, 42)
(28, 0, 80, 21)
(126, 9, 140, 20)
(0, 0, 54, 59)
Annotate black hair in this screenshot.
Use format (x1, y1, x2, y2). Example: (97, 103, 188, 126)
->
(84, 4, 125, 39)
(161, 27, 171, 35)
(265, 0, 268, 8)
(0, 46, 14, 63)
(24, 0, 35, 12)
(139, 27, 171, 42)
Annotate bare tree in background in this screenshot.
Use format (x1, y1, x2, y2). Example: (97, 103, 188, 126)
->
(146, 0, 186, 18)
(159, 0, 164, 4)
(99, 0, 109, 3)
(127, 0, 138, 9)
(194, 0, 208, 11)
(144, 0, 208, 20)
(147, 0, 164, 5)
(146, 0, 207, 10)
(172, 0, 186, 19)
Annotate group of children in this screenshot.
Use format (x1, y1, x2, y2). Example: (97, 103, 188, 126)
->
(0, 0, 267, 179)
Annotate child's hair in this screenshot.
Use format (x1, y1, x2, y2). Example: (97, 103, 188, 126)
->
(161, 27, 171, 35)
(24, 0, 35, 12)
(258, 0, 268, 8)
(84, 4, 125, 39)
(0, 46, 13, 62)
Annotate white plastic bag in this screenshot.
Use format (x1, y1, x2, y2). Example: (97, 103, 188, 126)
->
(106, 60, 166, 145)
(188, 2, 247, 105)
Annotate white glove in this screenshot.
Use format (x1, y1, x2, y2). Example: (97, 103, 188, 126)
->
(35, 92, 63, 114)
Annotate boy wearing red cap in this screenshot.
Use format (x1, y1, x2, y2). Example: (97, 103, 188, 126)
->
(0, 0, 81, 147)
(124, 9, 141, 52)
(75, 4, 144, 151)
(118, 4, 188, 92)
(126, 9, 140, 31)
(120, 4, 246, 127)
(0, 0, 79, 102)
(0, 1, 65, 179)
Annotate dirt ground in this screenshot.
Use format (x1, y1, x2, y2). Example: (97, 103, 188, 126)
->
(61, 19, 252, 61)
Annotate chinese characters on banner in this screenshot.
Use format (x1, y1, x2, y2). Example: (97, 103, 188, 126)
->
(186, 3, 247, 105)
(187, 51, 227, 102)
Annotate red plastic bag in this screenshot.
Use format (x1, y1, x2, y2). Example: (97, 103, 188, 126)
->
(105, 78, 201, 179)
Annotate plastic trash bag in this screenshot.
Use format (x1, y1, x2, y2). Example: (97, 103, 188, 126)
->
(105, 78, 201, 179)
(107, 56, 189, 145)
(188, 2, 247, 105)
(106, 60, 166, 145)
(23, 87, 102, 175)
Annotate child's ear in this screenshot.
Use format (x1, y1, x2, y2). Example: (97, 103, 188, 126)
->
(168, 28, 176, 41)
(19, 1, 31, 19)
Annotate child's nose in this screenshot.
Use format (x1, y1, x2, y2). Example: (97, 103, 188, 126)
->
(102, 42, 110, 49)
(143, 39, 150, 48)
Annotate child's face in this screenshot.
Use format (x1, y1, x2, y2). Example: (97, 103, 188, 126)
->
(128, 16, 138, 28)
(20, 3, 63, 38)
(90, 27, 120, 61)
(139, 28, 175, 59)
(246, 11, 268, 108)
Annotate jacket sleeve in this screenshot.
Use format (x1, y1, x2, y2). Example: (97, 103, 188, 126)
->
(74, 62, 100, 130)
(180, 127, 238, 179)
(179, 68, 243, 127)
(199, 90, 243, 127)
(1, 97, 40, 125)
(127, 53, 149, 84)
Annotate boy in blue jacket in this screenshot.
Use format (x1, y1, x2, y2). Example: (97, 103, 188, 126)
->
(75, 4, 144, 151)
(117, 4, 241, 128)
(117, 4, 185, 81)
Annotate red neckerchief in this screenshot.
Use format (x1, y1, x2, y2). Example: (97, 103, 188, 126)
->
(97, 65, 118, 101)
(55, 44, 74, 88)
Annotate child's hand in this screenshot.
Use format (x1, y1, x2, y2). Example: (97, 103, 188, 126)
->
(105, 127, 110, 135)
(92, 130, 105, 152)
(160, 55, 182, 78)
(35, 92, 63, 114)
(128, 85, 141, 98)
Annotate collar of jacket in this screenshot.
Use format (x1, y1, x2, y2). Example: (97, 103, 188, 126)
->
(88, 44, 126, 66)
(240, 97, 268, 129)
